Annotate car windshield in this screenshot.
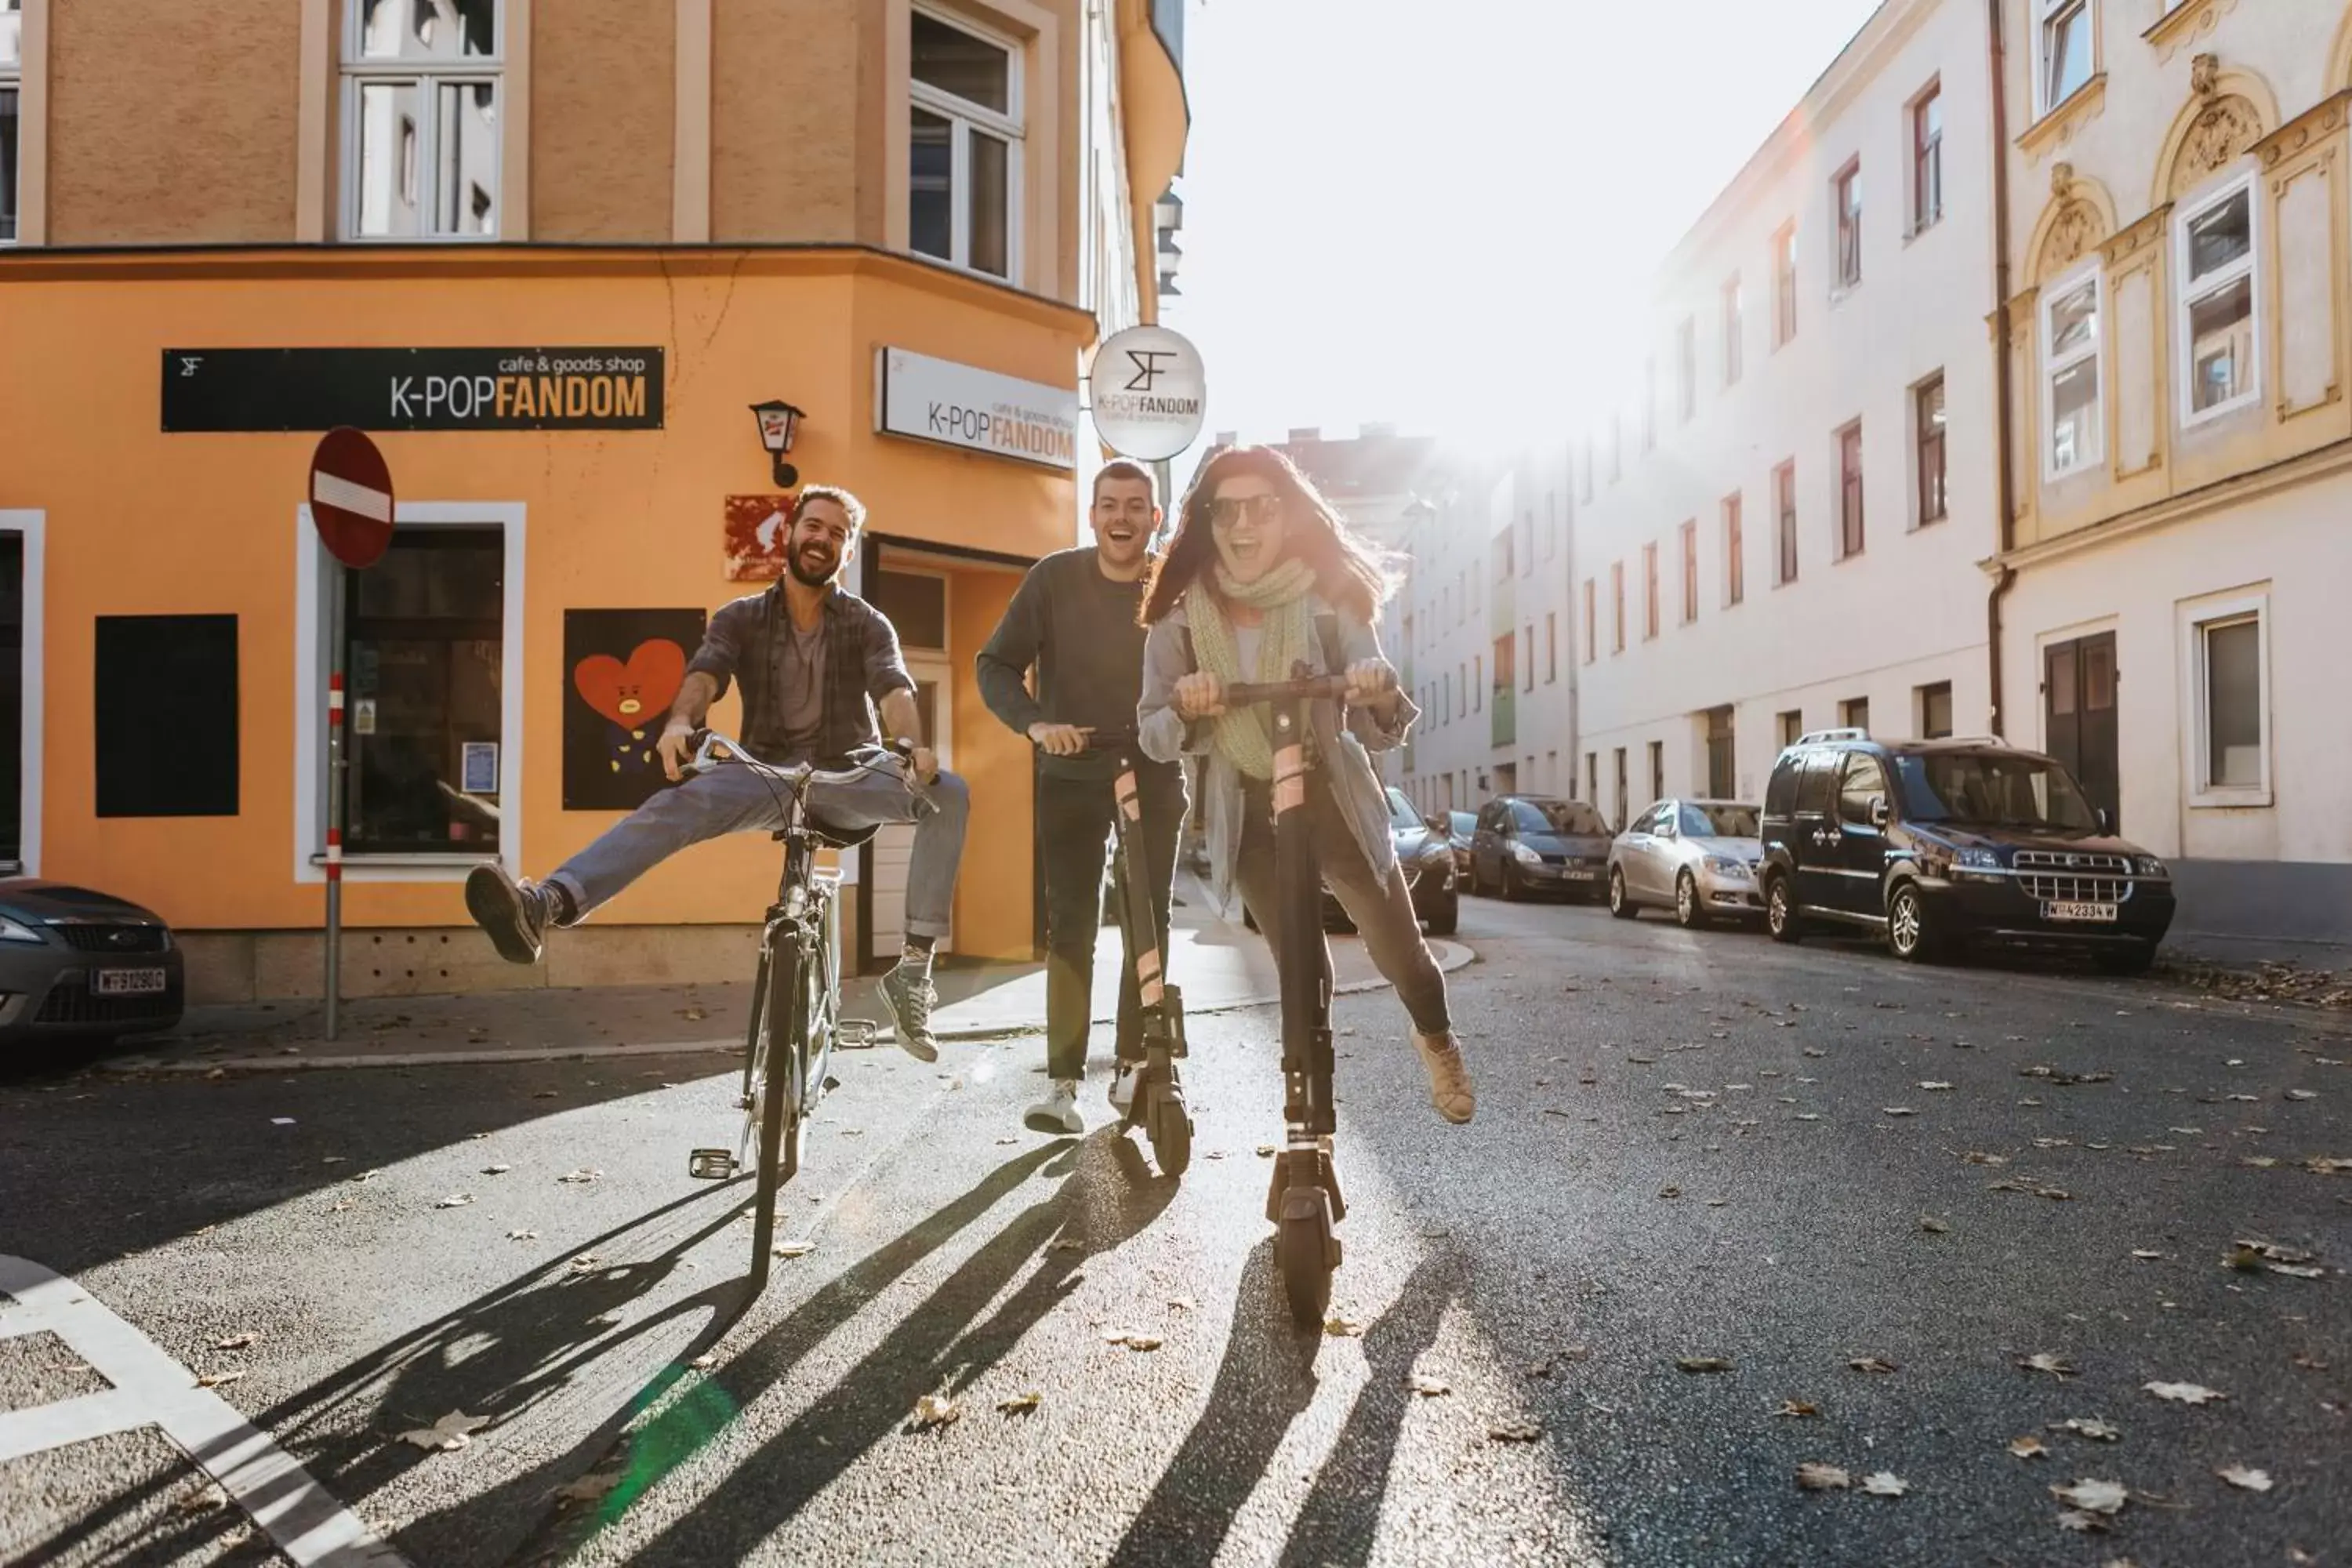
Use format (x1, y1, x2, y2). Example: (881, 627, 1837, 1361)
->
(1387, 789, 1427, 830)
(1450, 812, 1475, 836)
(1681, 803, 1760, 837)
(1896, 753, 2100, 832)
(1527, 800, 1609, 836)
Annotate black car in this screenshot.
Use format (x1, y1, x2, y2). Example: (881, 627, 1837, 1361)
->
(1758, 731, 2175, 971)
(1467, 795, 1613, 902)
(0, 879, 186, 1044)
(1242, 788, 1458, 937)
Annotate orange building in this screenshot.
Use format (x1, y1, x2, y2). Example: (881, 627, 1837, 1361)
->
(0, 0, 1190, 1000)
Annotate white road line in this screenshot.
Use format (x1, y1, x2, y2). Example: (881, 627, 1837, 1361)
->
(0, 1255, 408, 1567)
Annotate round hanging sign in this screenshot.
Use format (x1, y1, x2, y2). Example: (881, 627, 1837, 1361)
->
(1089, 325, 1207, 462)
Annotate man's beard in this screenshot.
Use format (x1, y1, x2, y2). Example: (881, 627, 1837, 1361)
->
(786, 546, 839, 588)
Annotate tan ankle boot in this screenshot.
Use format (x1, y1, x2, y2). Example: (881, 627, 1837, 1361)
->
(1412, 1029, 1475, 1124)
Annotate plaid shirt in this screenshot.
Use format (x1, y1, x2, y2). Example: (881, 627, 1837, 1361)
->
(685, 584, 916, 765)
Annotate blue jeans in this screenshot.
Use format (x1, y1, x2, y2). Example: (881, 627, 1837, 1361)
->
(548, 760, 970, 942)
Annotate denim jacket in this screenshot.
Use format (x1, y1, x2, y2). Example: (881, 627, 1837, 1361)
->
(1138, 595, 1418, 916)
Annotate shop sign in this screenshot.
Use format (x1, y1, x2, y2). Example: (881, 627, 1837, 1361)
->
(876, 347, 1077, 470)
(162, 347, 666, 432)
(1089, 324, 1207, 462)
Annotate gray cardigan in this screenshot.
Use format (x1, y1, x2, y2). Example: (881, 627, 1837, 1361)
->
(1138, 593, 1420, 916)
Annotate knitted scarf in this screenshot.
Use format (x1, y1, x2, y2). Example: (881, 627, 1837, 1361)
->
(1184, 557, 1318, 781)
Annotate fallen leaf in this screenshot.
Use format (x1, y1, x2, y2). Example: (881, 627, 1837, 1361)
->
(2286, 1090, 2317, 1102)
(1802, 1047, 1827, 1058)
(2144, 1381, 2227, 1405)
(1961, 1150, 2009, 1166)
(1487, 1420, 1542, 1443)
(213, 1333, 257, 1352)
(2217, 1464, 2273, 1492)
(1659, 1185, 1682, 1199)
(173, 1485, 227, 1514)
(1882, 1107, 1919, 1118)
(997, 1392, 1043, 1414)
(1849, 1356, 1899, 1375)
(506, 1229, 538, 1241)
(481, 1163, 512, 1175)
(2050, 1478, 2128, 1515)
(1167, 1295, 1197, 1312)
(434, 1194, 475, 1209)
(1677, 1356, 1734, 1374)
(194, 1370, 245, 1388)
(2020, 1352, 2076, 1379)
(688, 1352, 717, 1370)
(570, 1254, 602, 1272)
(910, 1392, 961, 1430)
(556, 1168, 602, 1185)
(1254, 1145, 1277, 1158)
(2053, 1417, 2121, 1442)
(995, 1135, 1020, 1145)
(1920, 1081, 1955, 1091)
(2132, 1249, 2164, 1260)
(1796, 1462, 1852, 1491)
(1323, 1316, 1368, 1338)
(1117, 1334, 1163, 1352)
(2241, 1156, 2281, 1169)
(554, 1470, 622, 1502)
(1408, 1374, 1451, 1397)
(1774, 1399, 1820, 1418)
(772, 1240, 815, 1259)
(2056, 1510, 2111, 1534)
(2010, 1436, 2049, 1459)
(534, 1090, 558, 1099)
(399, 1410, 491, 1451)
(350, 1169, 381, 1184)
(328, 1199, 354, 1213)
(1860, 1471, 1907, 1497)
(1919, 1217, 1950, 1234)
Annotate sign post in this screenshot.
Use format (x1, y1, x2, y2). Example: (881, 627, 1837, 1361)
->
(307, 429, 396, 1041)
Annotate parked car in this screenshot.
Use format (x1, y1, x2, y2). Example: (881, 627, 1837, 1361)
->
(1607, 798, 1765, 927)
(1446, 811, 1476, 876)
(1757, 730, 2175, 971)
(0, 879, 185, 1045)
(1241, 788, 1458, 936)
(1467, 795, 1613, 902)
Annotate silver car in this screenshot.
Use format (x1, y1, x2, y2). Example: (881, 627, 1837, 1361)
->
(1607, 799, 1766, 928)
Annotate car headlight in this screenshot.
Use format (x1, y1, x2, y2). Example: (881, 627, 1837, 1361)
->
(0, 915, 46, 944)
(1703, 855, 1751, 876)
(1955, 848, 2004, 870)
(2134, 855, 2169, 879)
(1510, 842, 1542, 866)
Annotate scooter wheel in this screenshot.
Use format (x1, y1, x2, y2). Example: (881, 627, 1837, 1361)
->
(1146, 1090, 1192, 1178)
(1278, 1208, 1334, 1327)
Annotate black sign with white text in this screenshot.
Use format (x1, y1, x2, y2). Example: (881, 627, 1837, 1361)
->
(162, 347, 666, 432)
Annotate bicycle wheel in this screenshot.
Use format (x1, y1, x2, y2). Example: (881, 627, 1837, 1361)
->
(735, 942, 774, 1171)
(749, 941, 804, 1283)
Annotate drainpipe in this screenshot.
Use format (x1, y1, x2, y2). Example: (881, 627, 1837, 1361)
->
(1985, 0, 2020, 737)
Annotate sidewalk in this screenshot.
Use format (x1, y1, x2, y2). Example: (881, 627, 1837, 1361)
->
(111, 877, 1474, 1072)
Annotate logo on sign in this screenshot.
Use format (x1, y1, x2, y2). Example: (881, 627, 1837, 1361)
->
(1091, 325, 1207, 463)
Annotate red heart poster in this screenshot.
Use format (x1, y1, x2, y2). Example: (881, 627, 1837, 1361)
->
(561, 609, 708, 811)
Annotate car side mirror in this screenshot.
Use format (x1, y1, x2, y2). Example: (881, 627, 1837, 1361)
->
(1870, 797, 1891, 829)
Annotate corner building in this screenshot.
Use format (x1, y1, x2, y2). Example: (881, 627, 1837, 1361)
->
(0, 0, 1190, 997)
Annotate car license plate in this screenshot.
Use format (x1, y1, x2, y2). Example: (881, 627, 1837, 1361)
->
(95, 967, 167, 996)
(2042, 902, 2118, 924)
(1563, 868, 1597, 880)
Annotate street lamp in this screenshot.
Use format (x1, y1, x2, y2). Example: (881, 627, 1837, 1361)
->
(750, 399, 807, 488)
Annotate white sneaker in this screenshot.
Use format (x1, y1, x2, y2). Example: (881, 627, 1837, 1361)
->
(1109, 1061, 1142, 1114)
(1025, 1080, 1083, 1134)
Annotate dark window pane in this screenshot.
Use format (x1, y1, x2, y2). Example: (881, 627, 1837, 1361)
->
(872, 570, 947, 651)
(968, 129, 1009, 277)
(1839, 757, 1887, 823)
(910, 107, 953, 262)
(0, 89, 16, 243)
(2205, 619, 2260, 786)
(1921, 682, 1953, 739)
(912, 13, 1009, 112)
(96, 616, 240, 818)
(2187, 191, 2251, 281)
(0, 534, 19, 861)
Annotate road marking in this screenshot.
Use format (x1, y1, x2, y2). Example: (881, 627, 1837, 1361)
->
(0, 1255, 408, 1567)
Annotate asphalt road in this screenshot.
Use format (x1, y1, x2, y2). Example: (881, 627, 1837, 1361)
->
(2, 895, 2346, 1568)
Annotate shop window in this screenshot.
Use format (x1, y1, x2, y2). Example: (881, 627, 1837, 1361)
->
(1, 0, 20, 245)
(2042, 265, 2103, 478)
(1918, 681, 1953, 739)
(2187, 594, 2268, 803)
(342, 529, 504, 854)
(910, 7, 1022, 281)
(343, 1, 503, 241)
(2035, 0, 2094, 119)
(96, 615, 239, 818)
(2177, 177, 2259, 425)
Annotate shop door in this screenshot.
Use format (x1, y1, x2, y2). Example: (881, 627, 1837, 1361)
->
(2044, 633, 2119, 829)
(868, 657, 952, 963)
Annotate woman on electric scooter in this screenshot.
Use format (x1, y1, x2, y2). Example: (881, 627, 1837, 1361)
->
(1135, 445, 1475, 1124)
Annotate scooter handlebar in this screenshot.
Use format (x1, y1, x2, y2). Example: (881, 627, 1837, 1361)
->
(1221, 674, 1356, 705)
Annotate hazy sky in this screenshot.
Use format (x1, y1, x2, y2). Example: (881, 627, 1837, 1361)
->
(1160, 0, 1886, 464)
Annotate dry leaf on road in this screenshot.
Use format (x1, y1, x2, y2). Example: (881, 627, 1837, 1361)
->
(2020, 1352, 2076, 1379)
(1323, 1316, 1369, 1338)
(1254, 1145, 1277, 1157)
(2010, 1436, 2049, 1459)
(506, 1229, 538, 1241)
(570, 1254, 602, 1272)
(1920, 1217, 1950, 1234)
(433, 1194, 475, 1209)
(2144, 1381, 2227, 1405)
(173, 1485, 227, 1514)
(1775, 1399, 1820, 1417)
(1678, 1356, 1735, 1374)
(1796, 1462, 1851, 1491)
(213, 1334, 256, 1352)
(2217, 1465, 2273, 1492)
(2131, 1249, 2164, 1260)
(2056, 1510, 2111, 1534)
(997, 1392, 1043, 1414)
(772, 1240, 815, 1259)
(481, 1164, 512, 1175)
(399, 1411, 490, 1451)
(688, 1352, 718, 1370)
(554, 1470, 622, 1502)
(1882, 1107, 1919, 1118)
(1849, 1356, 1898, 1375)
(1408, 1374, 1451, 1397)
(2052, 1417, 2122, 1442)
(2050, 1478, 2128, 1515)
(910, 1393, 961, 1430)
(1860, 1472, 1907, 1497)
(556, 1169, 603, 1185)
(194, 1370, 245, 1389)
(1920, 1081, 1955, 1091)
(1487, 1420, 1542, 1443)
(2285, 1090, 2317, 1102)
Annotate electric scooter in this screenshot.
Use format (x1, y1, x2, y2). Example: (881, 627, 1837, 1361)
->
(1086, 731, 1193, 1178)
(1220, 668, 1358, 1326)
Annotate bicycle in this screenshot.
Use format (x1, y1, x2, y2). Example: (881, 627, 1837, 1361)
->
(1080, 731, 1193, 1177)
(680, 730, 912, 1289)
(1221, 668, 1359, 1325)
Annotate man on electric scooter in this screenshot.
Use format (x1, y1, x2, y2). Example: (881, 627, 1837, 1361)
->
(462, 486, 969, 1062)
(976, 460, 1185, 1134)
(1135, 445, 1475, 1124)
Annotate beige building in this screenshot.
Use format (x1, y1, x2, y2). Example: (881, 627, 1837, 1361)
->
(1992, 0, 2352, 950)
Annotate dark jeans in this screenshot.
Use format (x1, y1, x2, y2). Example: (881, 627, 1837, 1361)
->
(1040, 762, 1186, 1082)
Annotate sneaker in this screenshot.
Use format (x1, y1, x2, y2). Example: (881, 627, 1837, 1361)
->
(1025, 1080, 1083, 1134)
(1109, 1060, 1143, 1115)
(880, 959, 940, 1063)
(1412, 1029, 1476, 1125)
(466, 862, 554, 966)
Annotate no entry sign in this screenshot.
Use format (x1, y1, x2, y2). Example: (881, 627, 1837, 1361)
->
(309, 427, 395, 568)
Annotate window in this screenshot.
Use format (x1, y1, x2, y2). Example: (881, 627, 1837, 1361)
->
(1495, 531, 1513, 583)
(1613, 748, 1628, 829)
(1648, 741, 1664, 806)
(1474, 655, 1483, 712)
(1841, 696, 1871, 733)
(1642, 543, 1660, 640)
(1, 0, 19, 244)
(1544, 492, 1558, 561)
(1611, 563, 1625, 653)
(1679, 520, 1698, 624)
(909, 8, 1023, 280)
(1523, 626, 1534, 692)
(1723, 493, 1745, 606)
(1912, 85, 1944, 233)
(1838, 754, 1889, 826)
(1834, 162, 1863, 290)
(1643, 358, 1657, 452)
(2189, 599, 2267, 799)
(1915, 375, 1948, 524)
(1583, 579, 1597, 662)
(1545, 612, 1558, 683)
(96, 617, 239, 818)
(2177, 178, 2258, 423)
(344, 0, 503, 240)
(1777, 710, 1802, 750)
(1677, 317, 1697, 422)
(2042, 267, 2103, 477)
(1722, 276, 1744, 385)
(1918, 681, 1954, 739)
(1773, 221, 1798, 345)
(1773, 460, 1798, 584)
(1519, 511, 1534, 575)
(2036, 0, 2093, 118)
(1443, 671, 1452, 721)
(1585, 752, 1599, 808)
(1837, 423, 1864, 558)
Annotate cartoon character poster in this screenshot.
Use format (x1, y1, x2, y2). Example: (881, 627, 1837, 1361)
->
(724, 493, 797, 581)
(561, 609, 708, 811)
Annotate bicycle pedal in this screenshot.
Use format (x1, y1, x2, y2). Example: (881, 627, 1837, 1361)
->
(836, 1019, 879, 1050)
(687, 1148, 737, 1181)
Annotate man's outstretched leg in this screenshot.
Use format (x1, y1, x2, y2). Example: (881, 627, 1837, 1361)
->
(466, 769, 783, 964)
(805, 764, 971, 1063)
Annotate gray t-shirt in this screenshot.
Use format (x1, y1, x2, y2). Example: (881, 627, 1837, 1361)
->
(779, 615, 826, 756)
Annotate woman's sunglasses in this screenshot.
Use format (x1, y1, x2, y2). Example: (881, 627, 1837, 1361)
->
(1207, 494, 1288, 531)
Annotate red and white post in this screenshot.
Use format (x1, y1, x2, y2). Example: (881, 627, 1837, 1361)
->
(324, 572, 347, 1040)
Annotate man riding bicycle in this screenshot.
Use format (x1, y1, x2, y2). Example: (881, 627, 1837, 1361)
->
(463, 485, 969, 1061)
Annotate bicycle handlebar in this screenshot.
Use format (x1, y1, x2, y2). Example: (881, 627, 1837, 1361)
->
(1221, 674, 1357, 705)
(682, 729, 915, 789)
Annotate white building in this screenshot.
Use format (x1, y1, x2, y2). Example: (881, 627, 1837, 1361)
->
(1990, 0, 2352, 952)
